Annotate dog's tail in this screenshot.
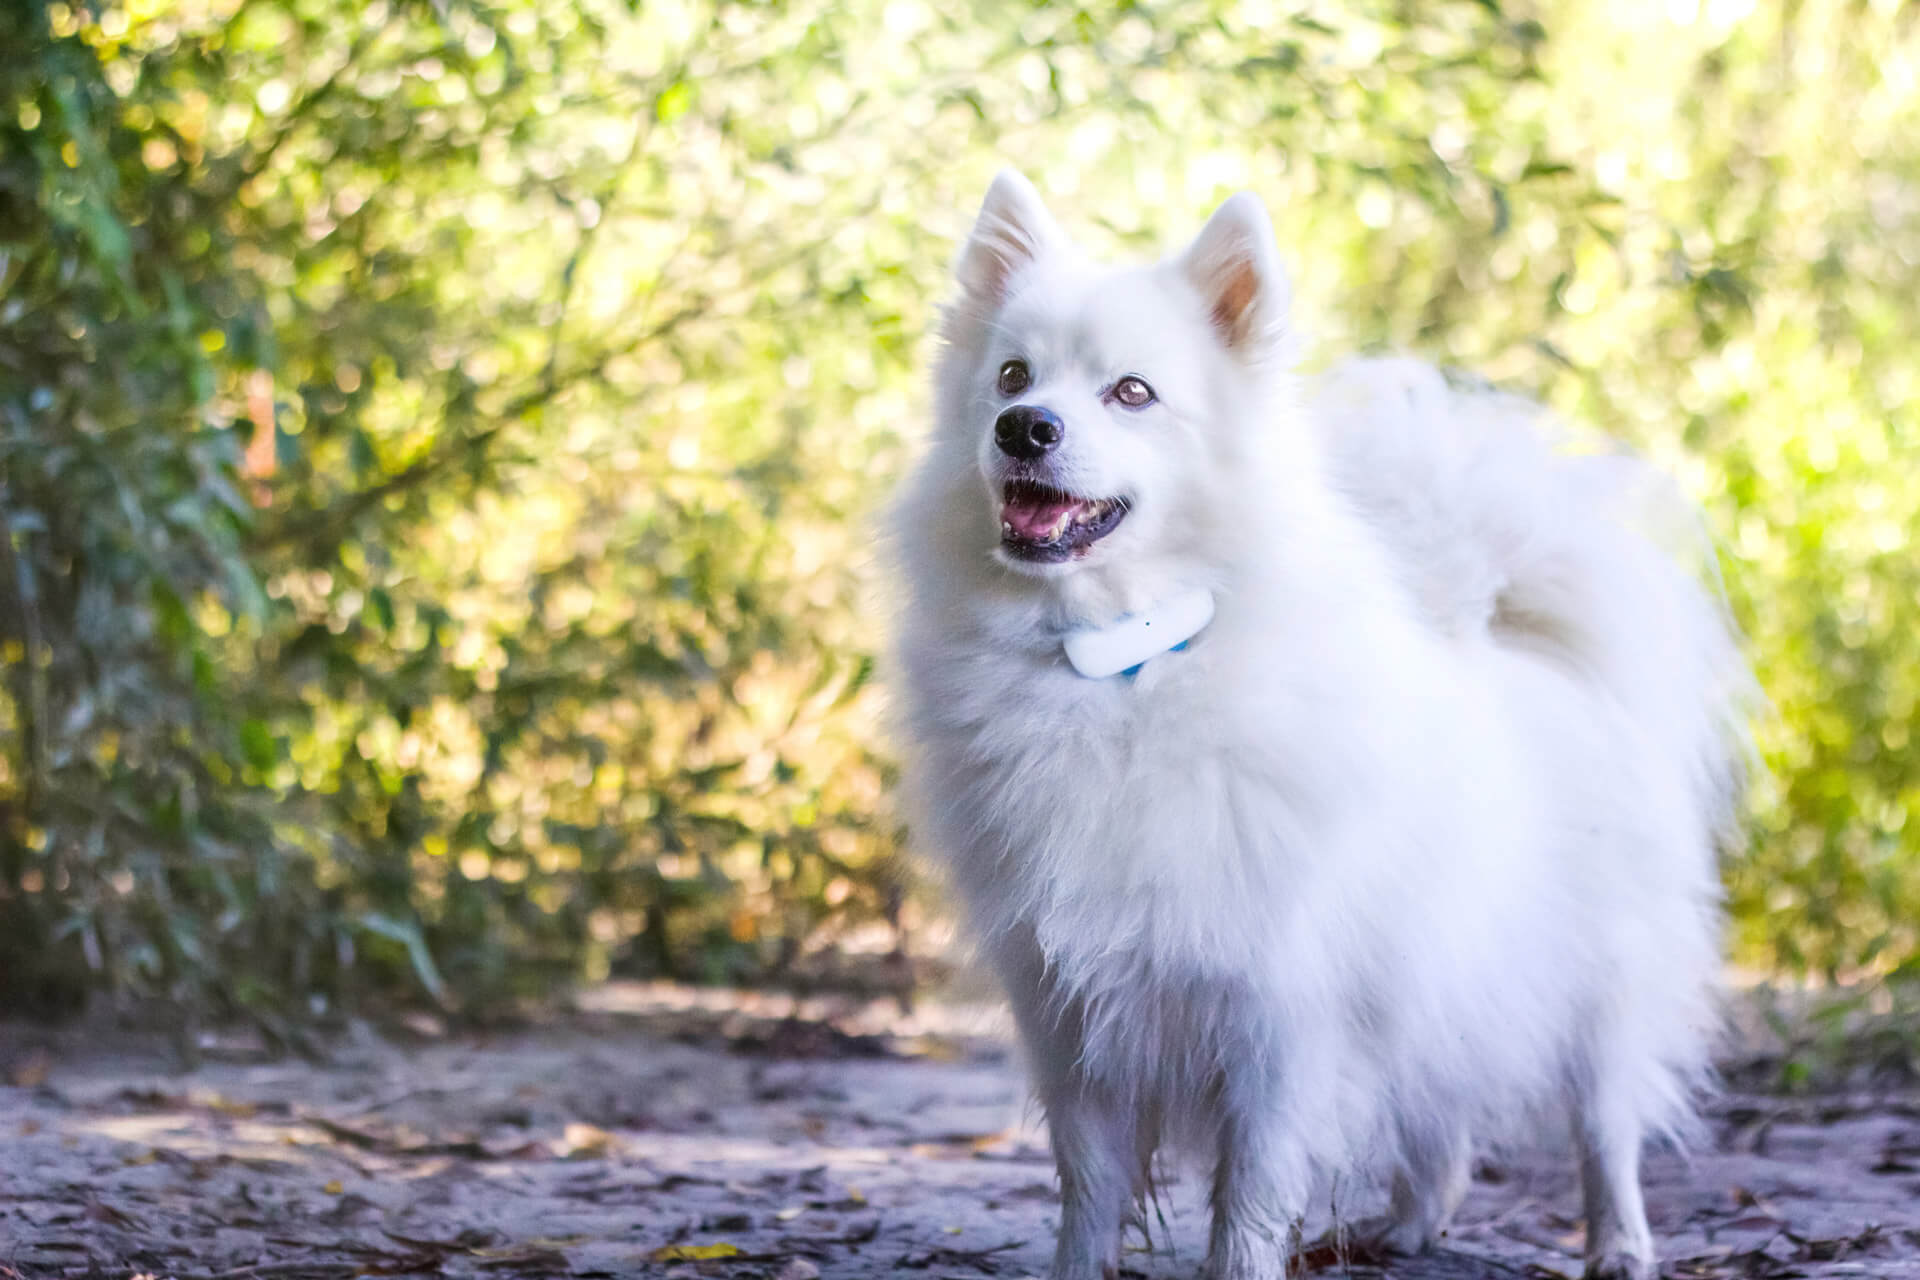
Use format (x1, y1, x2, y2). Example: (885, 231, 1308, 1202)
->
(1318, 357, 1754, 848)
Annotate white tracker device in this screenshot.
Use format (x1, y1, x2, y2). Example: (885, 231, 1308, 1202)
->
(1062, 587, 1215, 680)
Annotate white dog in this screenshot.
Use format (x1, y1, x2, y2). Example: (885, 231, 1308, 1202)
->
(889, 171, 1749, 1280)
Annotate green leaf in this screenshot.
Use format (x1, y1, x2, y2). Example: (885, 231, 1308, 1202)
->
(355, 912, 450, 1006)
(239, 719, 278, 772)
(653, 79, 693, 124)
(367, 587, 396, 631)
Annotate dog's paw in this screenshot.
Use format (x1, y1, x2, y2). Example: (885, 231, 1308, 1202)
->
(1299, 1217, 1434, 1271)
(1584, 1248, 1657, 1280)
(1349, 1212, 1437, 1257)
(1206, 1231, 1291, 1280)
(1205, 1258, 1288, 1280)
(1295, 1217, 1423, 1271)
(1045, 1260, 1118, 1280)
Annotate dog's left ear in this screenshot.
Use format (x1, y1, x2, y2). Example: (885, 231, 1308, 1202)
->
(1177, 192, 1290, 356)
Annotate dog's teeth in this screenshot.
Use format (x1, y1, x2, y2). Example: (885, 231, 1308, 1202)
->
(1001, 521, 1013, 535)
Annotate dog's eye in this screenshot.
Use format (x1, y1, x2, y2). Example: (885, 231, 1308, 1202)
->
(997, 360, 1031, 397)
(1111, 376, 1155, 409)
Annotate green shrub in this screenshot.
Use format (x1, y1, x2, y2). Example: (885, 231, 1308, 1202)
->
(2, 0, 1914, 1022)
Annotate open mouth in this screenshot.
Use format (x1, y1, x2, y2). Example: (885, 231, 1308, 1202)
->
(998, 479, 1129, 562)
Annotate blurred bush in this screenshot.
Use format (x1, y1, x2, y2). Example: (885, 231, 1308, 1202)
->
(1, 0, 1914, 1023)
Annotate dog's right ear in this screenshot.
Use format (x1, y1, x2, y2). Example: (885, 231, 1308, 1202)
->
(954, 170, 1062, 306)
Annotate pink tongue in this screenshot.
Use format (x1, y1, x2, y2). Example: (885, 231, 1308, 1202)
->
(1002, 497, 1077, 539)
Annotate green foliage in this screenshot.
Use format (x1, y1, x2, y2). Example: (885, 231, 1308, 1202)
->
(0, 1, 328, 1017)
(1, 0, 1915, 1020)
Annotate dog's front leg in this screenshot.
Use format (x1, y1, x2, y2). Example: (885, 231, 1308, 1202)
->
(1044, 1078, 1141, 1280)
(995, 937, 1144, 1280)
(1208, 1097, 1310, 1280)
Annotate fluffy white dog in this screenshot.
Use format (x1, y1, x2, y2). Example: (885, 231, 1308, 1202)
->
(890, 171, 1750, 1280)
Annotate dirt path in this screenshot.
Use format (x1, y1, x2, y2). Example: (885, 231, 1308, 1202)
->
(4, 985, 1918, 1280)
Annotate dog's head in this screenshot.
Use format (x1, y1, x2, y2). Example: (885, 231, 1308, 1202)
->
(929, 171, 1294, 598)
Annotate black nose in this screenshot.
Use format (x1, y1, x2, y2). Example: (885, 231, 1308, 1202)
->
(994, 405, 1064, 460)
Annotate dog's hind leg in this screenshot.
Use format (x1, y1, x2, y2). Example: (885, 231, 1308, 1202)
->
(1572, 1068, 1656, 1280)
(1345, 1119, 1472, 1256)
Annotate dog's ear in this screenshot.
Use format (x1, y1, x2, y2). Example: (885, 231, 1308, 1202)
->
(954, 170, 1063, 306)
(1178, 192, 1290, 356)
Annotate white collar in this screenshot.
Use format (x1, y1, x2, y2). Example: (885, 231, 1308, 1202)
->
(1062, 587, 1215, 680)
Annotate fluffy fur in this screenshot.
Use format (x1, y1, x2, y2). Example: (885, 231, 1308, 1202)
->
(889, 171, 1750, 1280)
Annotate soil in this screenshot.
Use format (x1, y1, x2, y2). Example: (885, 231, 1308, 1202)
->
(3, 982, 1918, 1280)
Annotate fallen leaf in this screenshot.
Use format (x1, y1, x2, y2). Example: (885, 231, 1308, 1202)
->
(307, 1113, 496, 1159)
(400, 1011, 447, 1039)
(560, 1122, 615, 1158)
(475, 1247, 569, 1269)
(85, 1198, 143, 1229)
(1731, 1185, 1784, 1218)
(908, 1130, 1015, 1160)
(472, 1242, 576, 1260)
(323, 1180, 344, 1194)
(9, 1050, 52, 1087)
(896, 1240, 1026, 1271)
(649, 1243, 742, 1262)
(908, 1036, 963, 1062)
(383, 1228, 503, 1253)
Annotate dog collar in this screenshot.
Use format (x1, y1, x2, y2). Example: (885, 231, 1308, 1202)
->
(1062, 587, 1215, 680)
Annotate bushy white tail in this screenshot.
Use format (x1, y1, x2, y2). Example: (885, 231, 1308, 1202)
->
(1318, 357, 1752, 848)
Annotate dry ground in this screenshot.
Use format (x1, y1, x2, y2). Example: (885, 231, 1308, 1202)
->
(4, 983, 1919, 1280)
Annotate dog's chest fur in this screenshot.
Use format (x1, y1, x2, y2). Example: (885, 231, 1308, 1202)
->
(913, 612, 1401, 998)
